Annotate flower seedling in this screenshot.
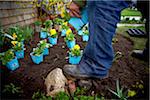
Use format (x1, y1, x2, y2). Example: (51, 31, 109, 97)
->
(44, 20, 53, 29)
(32, 47, 43, 56)
(49, 29, 58, 38)
(11, 41, 25, 59)
(69, 45, 82, 64)
(37, 39, 51, 55)
(0, 49, 15, 65)
(0, 49, 19, 70)
(65, 29, 75, 42)
(38, 39, 51, 49)
(65, 29, 76, 48)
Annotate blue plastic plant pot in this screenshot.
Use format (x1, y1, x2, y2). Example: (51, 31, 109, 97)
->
(48, 37, 57, 45)
(78, 30, 83, 35)
(30, 52, 43, 64)
(40, 31, 47, 39)
(82, 35, 89, 41)
(43, 48, 49, 55)
(81, 8, 88, 24)
(69, 18, 84, 31)
(69, 55, 81, 65)
(6, 57, 19, 71)
(66, 40, 75, 49)
(15, 50, 24, 59)
(61, 29, 66, 36)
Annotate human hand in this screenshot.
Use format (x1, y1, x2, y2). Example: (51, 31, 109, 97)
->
(69, 2, 81, 18)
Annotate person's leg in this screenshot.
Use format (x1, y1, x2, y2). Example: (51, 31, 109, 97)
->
(64, 0, 129, 79)
(131, 1, 149, 61)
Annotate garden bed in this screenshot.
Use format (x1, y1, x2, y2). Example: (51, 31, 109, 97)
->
(1, 31, 149, 99)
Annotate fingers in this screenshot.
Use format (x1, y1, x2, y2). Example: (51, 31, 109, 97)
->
(69, 10, 81, 18)
(69, 2, 81, 18)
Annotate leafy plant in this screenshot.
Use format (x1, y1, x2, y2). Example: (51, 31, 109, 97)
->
(70, 45, 82, 57)
(0, 49, 15, 65)
(34, 20, 42, 26)
(65, 33, 75, 41)
(41, 28, 48, 32)
(107, 80, 128, 100)
(37, 39, 51, 49)
(83, 30, 89, 35)
(33, 47, 43, 56)
(55, 91, 70, 100)
(44, 20, 53, 29)
(11, 41, 24, 51)
(3, 83, 23, 94)
(8, 26, 24, 42)
(22, 26, 33, 41)
(74, 87, 87, 96)
(64, 29, 75, 41)
(61, 22, 69, 30)
(32, 90, 52, 100)
(49, 29, 58, 38)
(53, 18, 64, 25)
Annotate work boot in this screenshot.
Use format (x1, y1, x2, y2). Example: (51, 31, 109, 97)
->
(63, 65, 108, 80)
(131, 50, 148, 61)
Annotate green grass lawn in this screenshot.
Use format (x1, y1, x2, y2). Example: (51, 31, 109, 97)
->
(121, 8, 142, 16)
(116, 26, 147, 50)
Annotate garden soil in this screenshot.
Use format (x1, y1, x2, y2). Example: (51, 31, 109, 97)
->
(1, 31, 149, 100)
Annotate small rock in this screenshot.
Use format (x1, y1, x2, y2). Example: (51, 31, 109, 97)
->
(62, 46, 65, 49)
(45, 68, 67, 96)
(67, 80, 76, 94)
(65, 57, 69, 60)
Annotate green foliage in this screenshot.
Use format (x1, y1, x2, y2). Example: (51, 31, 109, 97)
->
(83, 30, 89, 35)
(70, 45, 82, 57)
(22, 26, 33, 42)
(53, 18, 64, 25)
(33, 47, 44, 56)
(74, 87, 87, 96)
(121, 8, 142, 16)
(107, 80, 128, 100)
(0, 49, 15, 65)
(61, 24, 69, 30)
(44, 20, 53, 29)
(41, 28, 48, 32)
(65, 33, 75, 41)
(34, 20, 42, 26)
(63, 10, 71, 21)
(8, 26, 24, 42)
(32, 91, 52, 100)
(12, 41, 24, 51)
(3, 83, 23, 94)
(55, 91, 70, 100)
(37, 39, 51, 49)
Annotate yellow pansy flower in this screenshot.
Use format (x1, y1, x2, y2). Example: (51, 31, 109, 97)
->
(50, 29, 57, 36)
(12, 33, 17, 39)
(128, 90, 136, 97)
(66, 29, 72, 36)
(63, 22, 68, 26)
(60, 8, 65, 18)
(11, 41, 18, 46)
(74, 45, 80, 50)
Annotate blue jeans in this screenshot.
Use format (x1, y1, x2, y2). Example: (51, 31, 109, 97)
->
(78, 1, 129, 78)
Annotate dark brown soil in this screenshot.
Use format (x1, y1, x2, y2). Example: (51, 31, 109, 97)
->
(1, 31, 149, 100)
